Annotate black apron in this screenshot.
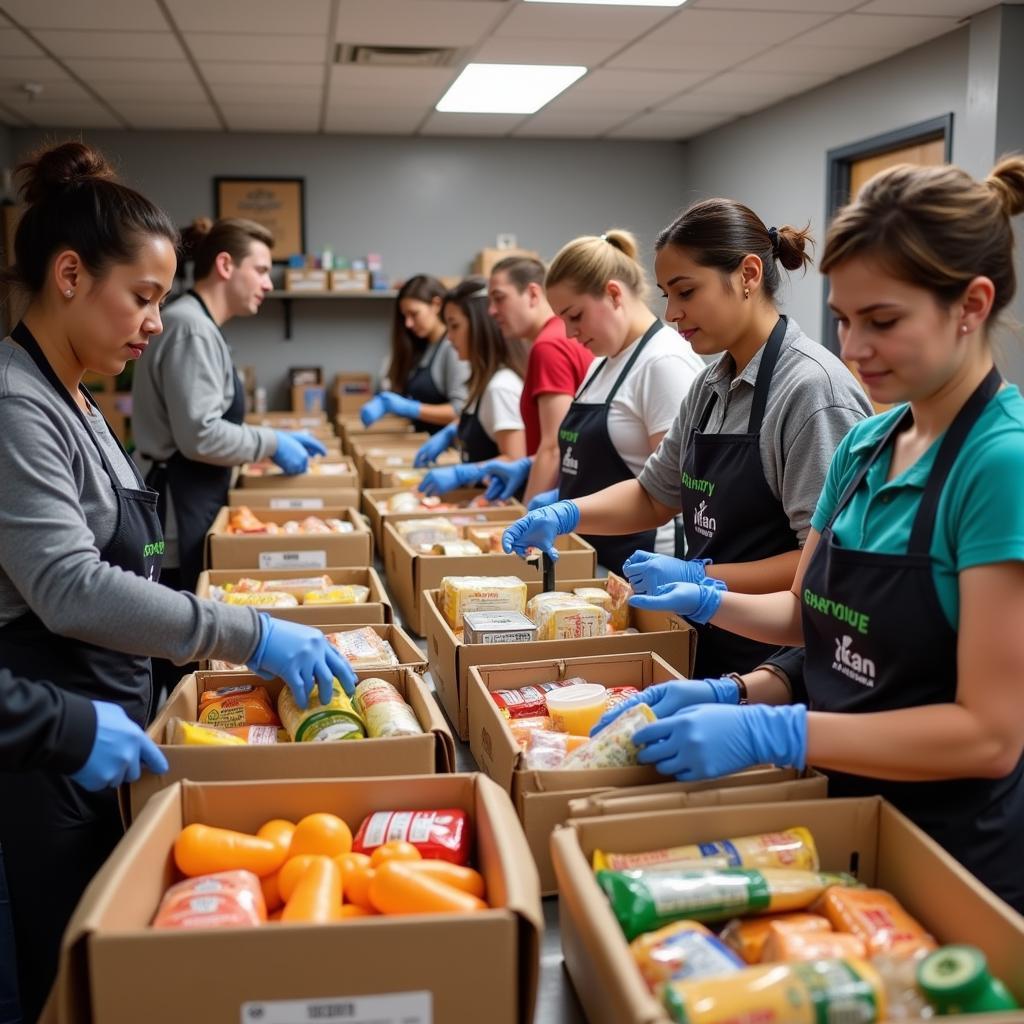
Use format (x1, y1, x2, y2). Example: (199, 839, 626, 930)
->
(0, 322, 164, 1021)
(558, 322, 661, 576)
(404, 339, 448, 435)
(802, 365, 1024, 912)
(457, 399, 500, 464)
(144, 290, 245, 596)
(678, 316, 797, 677)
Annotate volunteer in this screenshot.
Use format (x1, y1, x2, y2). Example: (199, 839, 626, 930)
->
(133, 217, 327, 595)
(496, 230, 704, 574)
(483, 255, 593, 503)
(0, 141, 355, 1019)
(503, 200, 871, 676)
(360, 274, 469, 434)
(415, 277, 528, 496)
(603, 158, 1024, 912)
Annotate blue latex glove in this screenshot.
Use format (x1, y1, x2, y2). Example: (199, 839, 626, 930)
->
(527, 488, 560, 512)
(590, 677, 740, 736)
(501, 500, 580, 561)
(361, 391, 422, 427)
(418, 462, 486, 497)
(481, 457, 532, 501)
(71, 701, 169, 791)
(634, 703, 807, 781)
(628, 577, 727, 624)
(272, 431, 325, 475)
(247, 613, 357, 708)
(414, 422, 458, 467)
(623, 550, 711, 595)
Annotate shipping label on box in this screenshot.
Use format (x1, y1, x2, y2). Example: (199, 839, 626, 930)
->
(241, 992, 431, 1024)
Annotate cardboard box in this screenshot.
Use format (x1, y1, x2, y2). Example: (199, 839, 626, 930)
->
(237, 454, 358, 491)
(228, 486, 362, 512)
(362, 450, 460, 489)
(206, 506, 372, 570)
(469, 653, 824, 893)
(385, 523, 596, 637)
(338, 415, 418, 455)
(289, 367, 323, 387)
(284, 267, 328, 292)
(472, 247, 540, 277)
(130, 667, 455, 817)
(246, 411, 328, 429)
(332, 372, 373, 416)
(291, 383, 326, 414)
(425, 577, 695, 740)
(329, 268, 371, 292)
(348, 438, 432, 482)
(195, 566, 392, 624)
(55, 775, 542, 1024)
(552, 797, 1024, 1024)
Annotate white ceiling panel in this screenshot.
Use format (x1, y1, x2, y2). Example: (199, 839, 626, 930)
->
(495, 3, 670, 41)
(420, 111, 522, 136)
(608, 38, 765, 71)
(691, 0, 859, 10)
(328, 65, 455, 109)
(17, 99, 122, 128)
(472, 36, 622, 66)
(608, 110, 733, 140)
(93, 79, 208, 103)
(335, 0, 507, 47)
(654, 8, 836, 46)
(740, 43, 901, 74)
(163, 0, 331, 35)
(33, 30, 183, 60)
(200, 62, 324, 86)
(857, 0, 994, 14)
(0, 77, 90, 103)
(796, 13, 961, 48)
(65, 58, 198, 83)
(514, 108, 636, 137)
(323, 106, 425, 134)
(694, 68, 832, 96)
(549, 69, 713, 112)
(211, 83, 322, 105)
(184, 33, 326, 63)
(0, 0, 166, 31)
(0, 28, 43, 56)
(115, 101, 220, 129)
(659, 89, 766, 115)
(0, 56, 69, 80)
(222, 104, 320, 132)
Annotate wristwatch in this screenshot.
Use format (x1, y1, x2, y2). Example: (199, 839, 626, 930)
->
(726, 672, 749, 705)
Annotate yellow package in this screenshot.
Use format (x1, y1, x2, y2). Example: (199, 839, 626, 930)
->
(430, 540, 483, 556)
(720, 912, 833, 964)
(762, 927, 867, 963)
(440, 575, 527, 630)
(526, 592, 607, 640)
(630, 920, 743, 992)
(818, 886, 937, 958)
(219, 590, 299, 608)
(197, 684, 279, 728)
(593, 827, 819, 873)
(167, 719, 247, 747)
(302, 585, 369, 605)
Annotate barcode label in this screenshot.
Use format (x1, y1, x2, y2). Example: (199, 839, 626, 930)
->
(269, 498, 325, 510)
(258, 550, 328, 569)
(241, 992, 431, 1024)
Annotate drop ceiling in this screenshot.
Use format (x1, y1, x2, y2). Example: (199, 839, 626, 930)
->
(0, 0, 1001, 140)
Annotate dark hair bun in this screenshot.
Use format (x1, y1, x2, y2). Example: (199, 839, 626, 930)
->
(17, 141, 117, 206)
(775, 223, 815, 272)
(986, 155, 1024, 218)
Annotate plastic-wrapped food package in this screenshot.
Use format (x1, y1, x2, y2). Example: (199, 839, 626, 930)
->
(440, 575, 527, 629)
(490, 678, 581, 719)
(526, 592, 607, 640)
(561, 704, 655, 769)
(630, 920, 743, 992)
(604, 686, 641, 713)
(604, 573, 633, 631)
(325, 627, 400, 669)
(166, 719, 284, 746)
(152, 870, 266, 929)
(395, 517, 461, 549)
(430, 540, 483, 556)
(302, 585, 370, 605)
(352, 809, 471, 864)
(522, 729, 588, 769)
(762, 926, 867, 962)
(720, 912, 832, 964)
(466, 525, 507, 552)
(198, 684, 280, 728)
(223, 575, 335, 596)
(214, 589, 300, 608)
(507, 715, 553, 749)
(818, 887, 937, 958)
(353, 677, 424, 738)
(385, 492, 425, 514)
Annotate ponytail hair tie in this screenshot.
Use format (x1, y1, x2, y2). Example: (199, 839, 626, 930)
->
(767, 226, 780, 257)
(599, 233, 608, 241)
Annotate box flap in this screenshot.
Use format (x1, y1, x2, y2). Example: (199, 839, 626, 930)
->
(403, 667, 455, 772)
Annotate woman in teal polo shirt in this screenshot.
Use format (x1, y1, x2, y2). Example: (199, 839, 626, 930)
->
(600, 157, 1024, 913)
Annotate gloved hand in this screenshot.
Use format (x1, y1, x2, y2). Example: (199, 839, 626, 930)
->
(527, 488, 560, 512)
(361, 391, 421, 427)
(272, 431, 326, 475)
(501, 500, 580, 560)
(71, 701, 169, 791)
(246, 613, 357, 708)
(414, 422, 458, 467)
(590, 677, 740, 736)
(623, 550, 711, 595)
(481, 457, 532, 501)
(418, 462, 486, 497)
(634, 703, 807, 781)
(628, 577, 727, 624)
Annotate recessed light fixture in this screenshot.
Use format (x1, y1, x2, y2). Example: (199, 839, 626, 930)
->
(436, 63, 587, 115)
(523, 0, 686, 6)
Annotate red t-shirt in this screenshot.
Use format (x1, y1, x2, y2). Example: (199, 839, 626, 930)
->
(520, 316, 594, 454)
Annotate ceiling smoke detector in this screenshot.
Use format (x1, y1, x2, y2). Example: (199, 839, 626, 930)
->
(335, 43, 461, 68)
(19, 82, 44, 101)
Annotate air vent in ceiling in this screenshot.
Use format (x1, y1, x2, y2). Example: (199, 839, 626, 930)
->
(335, 43, 461, 68)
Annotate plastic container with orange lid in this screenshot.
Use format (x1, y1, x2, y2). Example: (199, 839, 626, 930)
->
(545, 683, 608, 736)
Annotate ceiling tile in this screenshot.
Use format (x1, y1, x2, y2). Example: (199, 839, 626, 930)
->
(64, 58, 198, 83)
(0, 56, 69, 80)
(693, 68, 832, 95)
(495, 3, 670, 41)
(857, 0, 993, 14)
(211, 83, 322, 105)
(335, 0, 507, 47)
(114, 101, 220, 129)
(658, 90, 765, 115)
(324, 105, 425, 133)
(17, 99, 123, 128)
(32, 30, 183, 59)
(200, 62, 324, 85)
(740, 43, 901, 74)
(420, 111, 523, 136)
(221, 104, 320, 132)
(608, 38, 765, 71)
(0, 0, 166, 31)
(795, 13, 961, 47)
(550, 69, 713, 112)
(691, 0, 859, 10)
(513, 108, 635, 137)
(654, 8, 836, 46)
(471, 36, 621, 66)
(163, 0, 331, 35)
(0, 78, 90, 104)
(0, 28, 44, 57)
(184, 33, 326, 63)
(607, 110, 732, 140)
(92, 79, 208, 103)
(328, 65, 455, 108)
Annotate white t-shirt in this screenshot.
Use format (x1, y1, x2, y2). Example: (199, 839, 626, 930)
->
(471, 367, 525, 442)
(574, 322, 705, 553)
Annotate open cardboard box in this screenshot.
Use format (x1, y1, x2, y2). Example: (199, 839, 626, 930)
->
(228, 485, 362, 513)
(195, 566, 392, 624)
(425, 576, 695, 739)
(385, 523, 596, 637)
(236, 454, 357, 491)
(469, 652, 824, 894)
(246, 411, 328, 429)
(338, 416, 420, 456)
(206, 506, 372, 570)
(363, 487, 524, 547)
(130, 667, 455, 818)
(552, 797, 1024, 1024)
(332, 372, 373, 415)
(346, 435, 432, 479)
(363, 450, 460, 489)
(54, 775, 542, 1024)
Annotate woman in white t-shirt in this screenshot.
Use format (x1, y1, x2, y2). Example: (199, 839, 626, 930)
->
(542, 229, 705, 572)
(417, 278, 529, 495)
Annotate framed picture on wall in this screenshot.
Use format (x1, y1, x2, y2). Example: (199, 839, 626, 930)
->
(214, 177, 305, 262)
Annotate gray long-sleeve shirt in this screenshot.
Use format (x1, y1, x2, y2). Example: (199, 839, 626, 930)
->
(0, 337, 260, 666)
(416, 338, 470, 413)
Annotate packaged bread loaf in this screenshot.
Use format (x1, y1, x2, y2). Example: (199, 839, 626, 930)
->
(527, 592, 607, 640)
(213, 588, 299, 608)
(818, 886, 936, 958)
(440, 575, 527, 629)
(325, 627, 400, 669)
(302, 585, 370, 605)
(395, 517, 460, 548)
(430, 540, 482, 556)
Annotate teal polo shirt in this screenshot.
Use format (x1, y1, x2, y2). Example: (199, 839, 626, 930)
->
(811, 385, 1024, 629)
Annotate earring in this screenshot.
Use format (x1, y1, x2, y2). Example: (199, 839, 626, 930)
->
(961, 324, 968, 334)
(743, 288, 750, 300)
(64, 289, 74, 299)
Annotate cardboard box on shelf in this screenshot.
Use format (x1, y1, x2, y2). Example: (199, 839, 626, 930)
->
(329, 268, 371, 292)
(362, 450, 461, 490)
(228, 486, 362, 512)
(332, 372, 373, 416)
(130, 667, 455, 817)
(553, 797, 1024, 1024)
(469, 652, 824, 894)
(206, 506, 372, 570)
(195, 566, 392, 624)
(284, 267, 328, 292)
(288, 367, 323, 387)
(385, 523, 596, 637)
(236, 454, 358, 491)
(290, 384, 326, 414)
(472, 247, 540, 277)
(56, 775, 542, 1024)
(425, 576, 694, 740)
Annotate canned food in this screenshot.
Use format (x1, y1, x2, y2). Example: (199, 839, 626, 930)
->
(278, 679, 366, 742)
(353, 678, 423, 738)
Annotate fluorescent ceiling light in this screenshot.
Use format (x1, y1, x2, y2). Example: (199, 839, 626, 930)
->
(523, 0, 686, 6)
(436, 63, 587, 114)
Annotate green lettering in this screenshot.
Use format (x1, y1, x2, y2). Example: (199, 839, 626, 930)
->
(803, 587, 869, 635)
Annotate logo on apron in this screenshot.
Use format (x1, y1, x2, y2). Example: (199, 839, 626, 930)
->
(561, 444, 579, 476)
(693, 499, 717, 539)
(833, 634, 876, 687)
(681, 471, 715, 497)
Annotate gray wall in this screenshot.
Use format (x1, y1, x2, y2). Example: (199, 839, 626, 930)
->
(9, 128, 688, 405)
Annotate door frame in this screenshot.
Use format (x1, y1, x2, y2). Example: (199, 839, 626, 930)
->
(820, 113, 954, 351)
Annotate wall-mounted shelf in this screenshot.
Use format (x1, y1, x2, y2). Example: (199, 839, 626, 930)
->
(266, 290, 397, 339)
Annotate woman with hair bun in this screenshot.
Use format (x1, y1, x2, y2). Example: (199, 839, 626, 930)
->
(504, 201, 871, 676)
(597, 159, 1024, 912)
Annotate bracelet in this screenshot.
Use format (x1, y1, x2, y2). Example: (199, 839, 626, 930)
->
(726, 672, 749, 705)
(757, 662, 794, 701)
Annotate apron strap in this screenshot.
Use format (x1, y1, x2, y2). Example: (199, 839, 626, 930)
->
(575, 319, 662, 404)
